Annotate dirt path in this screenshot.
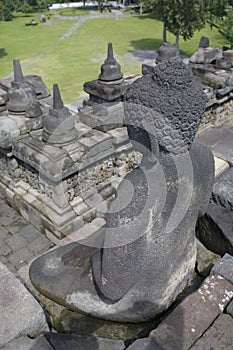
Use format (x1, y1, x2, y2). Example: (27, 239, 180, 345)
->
(58, 12, 136, 40)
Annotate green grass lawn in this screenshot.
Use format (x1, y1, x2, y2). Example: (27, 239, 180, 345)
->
(0, 12, 228, 103)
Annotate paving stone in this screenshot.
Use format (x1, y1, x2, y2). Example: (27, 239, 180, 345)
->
(149, 275, 233, 350)
(8, 218, 29, 235)
(211, 253, 233, 283)
(0, 226, 9, 240)
(8, 247, 34, 269)
(5, 262, 16, 273)
(0, 256, 8, 265)
(226, 299, 233, 317)
(189, 314, 233, 350)
(0, 244, 12, 257)
(18, 224, 41, 243)
(0, 209, 21, 226)
(126, 338, 161, 350)
(0, 262, 49, 348)
(45, 333, 125, 350)
(30, 235, 53, 254)
(5, 234, 28, 251)
(2, 335, 53, 350)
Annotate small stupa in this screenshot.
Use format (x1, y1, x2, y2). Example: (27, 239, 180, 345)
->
(7, 59, 42, 117)
(84, 43, 125, 104)
(42, 83, 78, 146)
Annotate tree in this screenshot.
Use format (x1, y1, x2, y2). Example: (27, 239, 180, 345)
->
(221, 4, 233, 43)
(0, 1, 13, 21)
(145, 0, 206, 49)
(166, 0, 206, 49)
(204, 0, 229, 29)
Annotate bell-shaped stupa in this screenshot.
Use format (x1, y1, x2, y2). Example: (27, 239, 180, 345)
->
(7, 59, 40, 114)
(42, 84, 78, 146)
(84, 43, 125, 104)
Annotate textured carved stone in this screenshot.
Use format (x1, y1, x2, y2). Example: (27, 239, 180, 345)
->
(83, 43, 125, 103)
(42, 84, 78, 146)
(7, 59, 42, 116)
(156, 43, 178, 63)
(98, 43, 123, 84)
(29, 58, 214, 324)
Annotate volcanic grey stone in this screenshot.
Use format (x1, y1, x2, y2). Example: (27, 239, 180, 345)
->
(150, 275, 233, 350)
(197, 120, 233, 164)
(196, 203, 233, 256)
(216, 86, 233, 98)
(226, 299, 233, 317)
(30, 58, 214, 323)
(156, 43, 178, 62)
(7, 59, 39, 114)
(211, 253, 233, 284)
(189, 314, 233, 350)
(215, 58, 232, 70)
(98, 43, 123, 83)
(0, 116, 20, 149)
(127, 338, 161, 350)
(189, 47, 223, 64)
(0, 262, 48, 348)
(2, 335, 53, 350)
(42, 84, 78, 146)
(199, 36, 209, 48)
(213, 168, 233, 210)
(196, 238, 220, 277)
(84, 43, 125, 103)
(44, 333, 125, 350)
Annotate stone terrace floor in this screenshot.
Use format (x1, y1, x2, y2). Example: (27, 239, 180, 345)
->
(0, 196, 54, 273)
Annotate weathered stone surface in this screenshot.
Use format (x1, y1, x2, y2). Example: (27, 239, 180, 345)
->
(0, 116, 20, 149)
(196, 238, 220, 277)
(199, 36, 209, 48)
(98, 43, 123, 83)
(84, 43, 125, 103)
(214, 156, 230, 177)
(211, 253, 233, 283)
(127, 338, 161, 350)
(196, 203, 233, 256)
(7, 59, 40, 114)
(197, 119, 233, 165)
(213, 168, 233, 210)
(190, 47, 222, 64)
(226, 299, 233, 317)
(223, 49, 233, 63)
(189, 314, 233, 350)
(0, 262, 48, 348)
(215, 58, 232, 70)
(156, 43, 178, 62)
(42, 84, 78, 146)
(2, 335, 53, 350)
(19, 256, 160, 341)
(149, 275, 233, 350)
(45, 333, 125, 350)
(30, 58, 214, 323)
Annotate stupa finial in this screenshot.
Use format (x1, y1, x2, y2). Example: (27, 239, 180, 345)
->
(107, 43, 114, 61)
(53, 84, 64, 110)
(13, 59, 24, 83)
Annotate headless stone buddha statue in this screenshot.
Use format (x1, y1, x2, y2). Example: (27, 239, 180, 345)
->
(29, 58, 214, 323)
